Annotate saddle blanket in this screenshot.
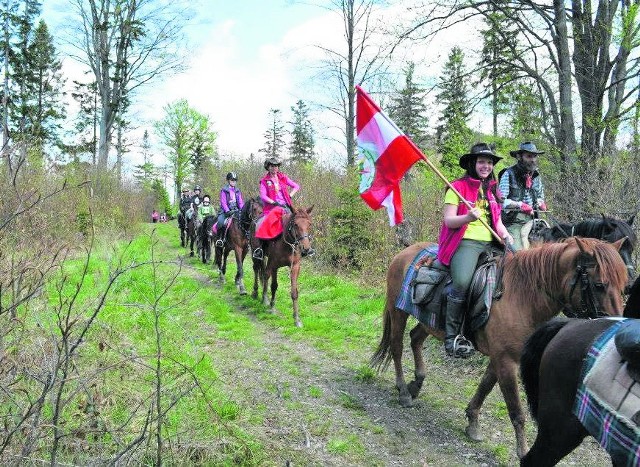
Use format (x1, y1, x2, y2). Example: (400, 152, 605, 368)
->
(211, 217, 232, 235)
(395, 245, 493, 334)
(574, 319, 640, 466)
(255, 207, 285, 240)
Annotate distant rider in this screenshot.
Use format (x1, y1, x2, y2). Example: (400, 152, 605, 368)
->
(216, 172, 245, 245)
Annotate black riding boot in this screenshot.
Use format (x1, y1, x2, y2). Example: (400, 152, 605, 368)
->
(444, 294, 474, 358)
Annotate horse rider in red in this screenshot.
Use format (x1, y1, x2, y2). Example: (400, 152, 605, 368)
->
(252, 157, 301, 260)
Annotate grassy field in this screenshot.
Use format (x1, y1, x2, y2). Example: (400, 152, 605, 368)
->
(2, 221, 612, 465)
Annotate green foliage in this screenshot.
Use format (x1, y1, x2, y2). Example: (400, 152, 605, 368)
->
(289, 100, 315, 163)
(437, 47, 473, 178)
(327, 171, 374, 270)
(260, 108, 286, 159)
(389, 62, 429, 150)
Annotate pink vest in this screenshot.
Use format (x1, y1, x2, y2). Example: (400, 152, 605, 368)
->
(260, 172, 293, 215)
(437, 176, 502, 266)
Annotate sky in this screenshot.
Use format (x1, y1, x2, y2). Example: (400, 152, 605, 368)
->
(42, 0, 483, 171)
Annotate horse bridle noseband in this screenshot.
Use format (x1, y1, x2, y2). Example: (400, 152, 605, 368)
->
(561, 252, 608, 319)
(283, 213, 312, 253)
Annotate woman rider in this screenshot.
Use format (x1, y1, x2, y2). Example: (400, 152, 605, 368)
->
(252, 158, 300, 260)
(215, 172, 245, 246)
(438, 143, 513, 358)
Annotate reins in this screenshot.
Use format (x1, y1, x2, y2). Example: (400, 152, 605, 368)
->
(283, 212, 312, 255)
(561, 252, 607, 319)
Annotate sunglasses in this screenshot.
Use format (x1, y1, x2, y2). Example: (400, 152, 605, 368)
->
(203, 201, 210, 204)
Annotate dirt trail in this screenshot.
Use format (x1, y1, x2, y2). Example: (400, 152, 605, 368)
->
(180, 252, 610, 466)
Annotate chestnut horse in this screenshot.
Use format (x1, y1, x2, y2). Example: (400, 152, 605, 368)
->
(371, 237, 627, 459)
(519, 278, 640, 466)
(212, 198, 263, 294)
(251, 206, 314, 328)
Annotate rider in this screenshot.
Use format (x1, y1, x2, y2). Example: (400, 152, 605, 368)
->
(178, 187, 192, 227)
(197, 194, 215, 234)
(438, 142, 513, 358)
(499, 141, 547, 251)
(215, 172, 245, 246)
(252, 157, 300, 260)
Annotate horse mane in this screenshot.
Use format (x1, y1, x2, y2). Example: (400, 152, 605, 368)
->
(543, 215, 637, 248)
(506, 237, 627, 295)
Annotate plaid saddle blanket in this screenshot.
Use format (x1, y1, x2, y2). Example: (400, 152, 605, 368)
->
(395, 245, 495, 334)
(574, 319, 640, 466)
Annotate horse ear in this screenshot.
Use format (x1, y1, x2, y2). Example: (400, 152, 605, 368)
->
(575, 236, 587, 253)
(306, 205, 314, 214)
(613, 237, 627, 251)
(628, 214, 636, 226)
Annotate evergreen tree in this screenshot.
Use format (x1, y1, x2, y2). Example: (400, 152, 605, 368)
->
(68, 79, 99, 164)
(259, 108, 286, 159)
(478, 2, 518, 136)
(437, 46, 472, 176)
(389, 62, 429, 150)
(289, 100, 314, 164)
(508, 80, 544, 142)
(133, 129, 156, 188)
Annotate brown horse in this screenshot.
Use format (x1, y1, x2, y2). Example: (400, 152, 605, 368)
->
(251, 206, 314, 328)
(371, 237, 628, 459)
(211, 198, 263, 294)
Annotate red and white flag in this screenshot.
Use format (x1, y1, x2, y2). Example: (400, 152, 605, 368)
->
(356, 85, 424, 225)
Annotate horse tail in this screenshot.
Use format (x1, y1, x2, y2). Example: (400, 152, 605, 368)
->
(370, 297, 394, 373)
(520, 318, 569, 421)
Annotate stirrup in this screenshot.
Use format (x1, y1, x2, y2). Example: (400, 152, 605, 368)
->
(252, 248, 263, 260)
(215, 239, 224, 247)
(453, 335, 475, 358)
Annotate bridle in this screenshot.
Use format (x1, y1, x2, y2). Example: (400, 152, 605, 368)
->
(283, 212, 312, 253)
(561, 252, 608, 319)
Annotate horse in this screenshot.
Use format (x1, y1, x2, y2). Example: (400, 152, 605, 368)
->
(184, 213, 197, 257)
(536, 214, 637, 288)
(199, 215, 216, 264)
(370, 237, 628, 459)
(178, 211, 188, 247)
(211, 198, 263, 294)
(520, 288, 640, 466)
(251, 206, 314, 328)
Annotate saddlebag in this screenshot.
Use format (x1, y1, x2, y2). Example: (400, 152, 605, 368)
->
(411, 262, 449, 305)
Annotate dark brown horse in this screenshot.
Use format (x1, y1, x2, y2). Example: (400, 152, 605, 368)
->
(251, 206, 314, 328)
(184, 213, 196, 257)
(211, 198, 263, 294)
(371, 237, 628, 458)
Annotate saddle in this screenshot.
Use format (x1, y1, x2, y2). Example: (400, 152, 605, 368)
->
(615, 320, 640, 381)
(410, 247, 503, 335)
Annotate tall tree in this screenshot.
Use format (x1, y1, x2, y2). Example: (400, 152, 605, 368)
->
(403, 0, 640, 161)
(154, 99, 216, 201)
(289, 100, 315, 164)
(478, 2, 518, 137)
(259, 108, 286, 159)
(69, 0, 186, 168)
(68, 79, 99, 164)
(317, 0, 389, 166)
(437, 46, 472, 175)
(189, 111, 216, 179)
(388, 62, 429, 150)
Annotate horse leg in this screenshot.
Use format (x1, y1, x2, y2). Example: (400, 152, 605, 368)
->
(290, 261, 302, 327)
(180, 229, 185, 247)
(407, 323, 429, 399)
(267, 267, 278, 312)
(235, 247, 246, 295)
(388, 308, 413, 408)
(465, 363, 497, 442)
(495, 358, 528, 459)
(214, 244, 224, 283)
(251, 258, 261, 299)
(521, 420, 586, 467)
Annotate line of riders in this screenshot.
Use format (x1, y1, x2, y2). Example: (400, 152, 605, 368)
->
(178, 142, 552, 359)
(177, 157, 315, 262)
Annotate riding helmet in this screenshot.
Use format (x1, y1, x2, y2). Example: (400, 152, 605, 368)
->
(193, 184, 202, 191)
(226, 172, 238, 181)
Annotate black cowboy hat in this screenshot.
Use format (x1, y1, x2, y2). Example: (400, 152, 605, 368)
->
(510, 141, 545, 157)
(459, 142, 502, 168)
(264, 157, 281, 170)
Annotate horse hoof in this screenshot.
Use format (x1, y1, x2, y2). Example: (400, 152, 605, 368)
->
(295, 320, 303, 328)
(190, 252, 194, 257)
(465, 424, 483, 442)
(399, 395, 413, 408)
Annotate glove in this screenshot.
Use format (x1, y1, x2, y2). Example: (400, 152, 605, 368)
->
(520, 202, 533, 214)
(538, 202, 547, 211)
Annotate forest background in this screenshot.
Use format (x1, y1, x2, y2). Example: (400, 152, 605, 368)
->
(2, 0, 640, 464)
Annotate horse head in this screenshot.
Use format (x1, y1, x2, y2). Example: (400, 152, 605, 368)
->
(563, 237, 628, 318)
(598, 214, 637, 289)
(285, 205, 314, 257)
